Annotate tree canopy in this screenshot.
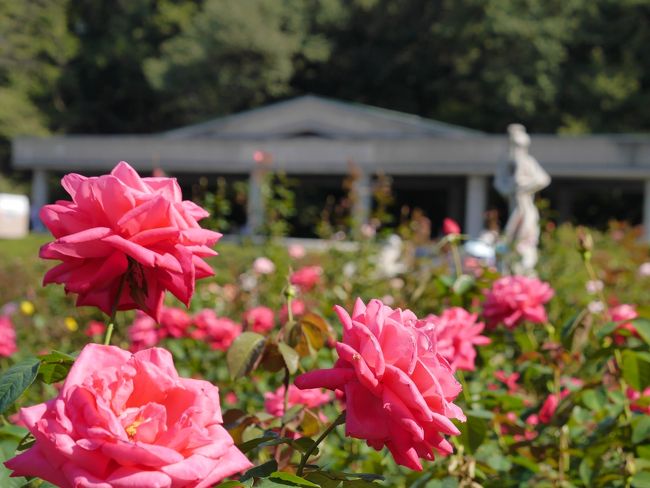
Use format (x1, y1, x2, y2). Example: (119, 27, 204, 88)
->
(2, 0, 650, 169)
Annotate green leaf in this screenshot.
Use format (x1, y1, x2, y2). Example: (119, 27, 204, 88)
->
(268, 471, 320, 487)
(633, 416, 650, 444)
(278, 342, 300, 374)
(457, 414, 487, 454)
(622, 350, 650, 391)
(452, 274, 475, 295)
(560, 311, 583, 348)
(38, 350, 76, 384)
(631, 471, 650, 488)
(596, 321, 619, 340)
(579, 458, 593, 486)
(0, 358, 40, 414)
(633, 318, 650, 345)
(240, 460, 278, 482)
(306, 471, 342, 488)
(292, 436, 318, 454)
(0, 438, 27, 488)
(638, 445, 650, 459)
(215, 482, 248, 488)
(227, 332, 267, 379)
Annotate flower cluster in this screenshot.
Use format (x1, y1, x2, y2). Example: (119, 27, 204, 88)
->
(128, 307, 243, 352)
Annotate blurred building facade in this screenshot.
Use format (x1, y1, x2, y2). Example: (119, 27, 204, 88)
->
(13, 95, 650, 238)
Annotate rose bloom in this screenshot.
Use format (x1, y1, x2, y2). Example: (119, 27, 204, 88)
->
(290, 266, 322, 291)
(39, 161, 221, 321)
(192, 310, 241, 351)
(159, 307, 192, 339)
(264, 385, 332, 417)
(0, 316, 17, 357)
(424, 307, 490, 372)
(442, 218, 461, 236)
(639, 262, 650, 277)
(128, 311, 160, 352)
(4, 344, 251, 487)
(243, 306, 275, 333)
(279, 299, 306, 323)
(482, 276, 554, 329)
(252, 257, 275, 275)
(84, 320, 106, 337)
(609, 304, 639, 344)
(295, 298, 465, 471)
(538, 389, 570, 424)
(288, 244, 306, 260)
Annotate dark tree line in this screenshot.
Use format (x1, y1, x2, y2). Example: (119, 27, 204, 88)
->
(2, 0, 650, 173)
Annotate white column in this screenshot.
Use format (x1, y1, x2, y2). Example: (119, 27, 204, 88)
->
(31, 169, 49, 231)
(464, 175, 487, 238)
(246, 169, 264, 235)
(643, 178, 650, 242)
(352, 171, 371, 232)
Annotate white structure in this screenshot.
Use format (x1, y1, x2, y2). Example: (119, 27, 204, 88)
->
(495, 124, 551, 275)
(11, 95, 650, 239)
(0, 193, 29, 238)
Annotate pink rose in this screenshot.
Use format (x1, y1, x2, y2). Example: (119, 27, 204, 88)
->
(483, 276, 554, 329)
(84, 320, 106, 337)
(295, 298, 465, 471)
(538, 389, 570, 424)
(280, 299, 306, 324)
(288, 244, 306, 260)
(442, 218, 461, 236)
(609, 304, 639, 344)
(425, 307, 490, 371)
(159, 307, 192, 339)
(290, 266, 322, 291)
(4, 344, 251, 487)
(243, 306, 275, 333)
(39, 161, 221, 321)
(193, 310, 241, 351)
(252, 257, 275, 275)
(128, 311, 160, 352)
(264, 385, 332, 417)
(0, 316, 17, 357)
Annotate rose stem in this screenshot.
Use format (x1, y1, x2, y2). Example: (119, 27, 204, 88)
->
(297, 410, 346, 477)
(103, 273, 127, 346)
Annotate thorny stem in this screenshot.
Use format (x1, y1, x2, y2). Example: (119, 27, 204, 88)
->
(103, 273, 127, 346)
(297, 410, 346, 477)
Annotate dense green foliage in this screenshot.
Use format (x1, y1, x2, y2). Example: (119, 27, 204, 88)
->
(1, 224, 650, 486)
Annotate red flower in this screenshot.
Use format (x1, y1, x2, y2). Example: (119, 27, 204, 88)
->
(290, 266, 322, 291)
(483, 276, 554, 329)
(442, 218, 461, 236)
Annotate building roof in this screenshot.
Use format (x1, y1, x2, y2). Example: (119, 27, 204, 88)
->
(162, 95, 483, 140)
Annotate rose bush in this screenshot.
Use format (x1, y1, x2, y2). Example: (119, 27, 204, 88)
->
(4, 343, 251, 487)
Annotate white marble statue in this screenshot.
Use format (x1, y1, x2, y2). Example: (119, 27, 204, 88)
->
(494, 124, 550, 275)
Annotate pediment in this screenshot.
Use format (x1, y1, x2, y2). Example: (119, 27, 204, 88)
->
(163, 95, 481, 140)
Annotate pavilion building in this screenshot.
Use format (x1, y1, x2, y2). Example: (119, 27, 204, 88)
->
(12, 95, 650, 238)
